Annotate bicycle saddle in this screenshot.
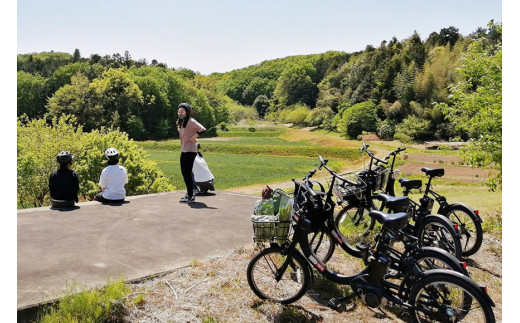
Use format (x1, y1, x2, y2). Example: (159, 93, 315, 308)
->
(398, 178, 422, 190)
(374, 193, 409, 212)
(369, 210, 409, 229)
(421, 167, 445, 177)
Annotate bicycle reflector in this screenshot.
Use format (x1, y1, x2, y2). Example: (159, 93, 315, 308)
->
(461, 261, 467, 269)
(454, 224, 459, 230)
(475, 209, 479, 216)
(480, 286, 488, 294)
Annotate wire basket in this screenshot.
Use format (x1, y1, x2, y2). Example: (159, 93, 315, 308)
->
(332, 172, 366, 202)
(252, 220, 292, 244)
(373, 167, 390, 191)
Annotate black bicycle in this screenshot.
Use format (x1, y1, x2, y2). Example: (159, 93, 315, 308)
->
(246, 174, 495, 322)
(320, 152, 463, 260)
(299, 165, 467, 281)
(400, 167, 483, 257)
(365, 143, 483, 257)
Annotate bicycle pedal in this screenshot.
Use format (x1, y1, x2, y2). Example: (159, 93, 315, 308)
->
(386, 269, 399, 277)
(328, 298, 342, 311)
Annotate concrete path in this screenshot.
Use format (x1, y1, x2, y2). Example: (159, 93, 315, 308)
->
(17, 190, 259, 310)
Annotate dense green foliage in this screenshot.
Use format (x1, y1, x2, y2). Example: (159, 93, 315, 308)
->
(17, 116, 174, 208)
(441, 22, 502, 189)
(18, 23, 501, 146)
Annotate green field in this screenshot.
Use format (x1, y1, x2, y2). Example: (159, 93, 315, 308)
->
(146, 150, 348, 191)
(139, 125, 501, 235)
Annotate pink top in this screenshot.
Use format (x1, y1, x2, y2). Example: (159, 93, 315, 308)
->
(178, 118, 206, 152)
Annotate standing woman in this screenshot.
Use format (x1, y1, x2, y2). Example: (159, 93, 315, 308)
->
(177, 103, 206, 203)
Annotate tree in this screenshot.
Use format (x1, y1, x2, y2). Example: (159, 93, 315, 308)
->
(47, 73, 101, 131)
(395, 115, 432, 141)
(17, 71, 47, 118)
(336, 101, 379, 139)
(72, 49, 81, 62)
(273, 63, 318, 107)
(441, 22, 502, 189)
(252, 95, 270, 118)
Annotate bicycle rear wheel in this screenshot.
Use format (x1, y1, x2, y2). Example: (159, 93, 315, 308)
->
(246, 247, 311, 304)
(442, 204, 483, 257)
(416, 216, 463, 260)
(408, 270, 495, 322)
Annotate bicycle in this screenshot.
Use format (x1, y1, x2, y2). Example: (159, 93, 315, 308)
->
(319, 153, 463, 259)
(400, 167, 483, 257)
(365, 143, 483, 257)
(246, 174, 496, 322)
(299, 166, 467, 280)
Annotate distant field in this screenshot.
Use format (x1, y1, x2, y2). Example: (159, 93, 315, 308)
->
(146, 150, 348, 191)
(140, 125, 501, 231)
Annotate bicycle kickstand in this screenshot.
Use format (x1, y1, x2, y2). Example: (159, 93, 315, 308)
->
(328, 290, 359, 311)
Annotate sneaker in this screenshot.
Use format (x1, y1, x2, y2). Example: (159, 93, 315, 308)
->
(180, 195, 195, 203)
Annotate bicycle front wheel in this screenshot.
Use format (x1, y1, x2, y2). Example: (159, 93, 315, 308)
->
(335, 205, 376, 255)
(408, 270, 495, 323)
(308, 230, 335, 264)
(246, 247, 311, 304)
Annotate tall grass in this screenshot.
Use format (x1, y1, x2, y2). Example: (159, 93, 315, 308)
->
(36, 278, 137, 323)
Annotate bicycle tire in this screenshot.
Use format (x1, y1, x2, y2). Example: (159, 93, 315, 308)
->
(308, 230, 335, 264)
(412, 247, 468, 277)
(415, 215, 463, 260)
(334, 204, 376, 256)
(442, 204, 483, 257)
(246, 247, 311, 304)
(408, 270, 495, 323)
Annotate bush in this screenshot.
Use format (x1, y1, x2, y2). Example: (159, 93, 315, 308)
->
(377, 119, 396, 140)
(305, 107, 334, 128)
(394, 132, 413, 147)
(395, 115, 432, 141)
(17, 115, 174, 208)
(37, 278, 138, 323)
(285, 105, 311, 126)
(336, 101, 379, 139)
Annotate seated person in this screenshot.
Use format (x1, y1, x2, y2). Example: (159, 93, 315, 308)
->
(49, 151, 79, 207)
(94, 147, 128, 203)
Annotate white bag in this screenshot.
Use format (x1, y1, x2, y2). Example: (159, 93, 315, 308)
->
(192, 155, 215, 182)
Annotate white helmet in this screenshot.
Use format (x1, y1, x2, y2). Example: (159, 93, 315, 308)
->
(104, 147, 119, 161)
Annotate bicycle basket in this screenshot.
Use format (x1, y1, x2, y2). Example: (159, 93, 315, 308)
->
(373, 166, 390, 191)
(252, 218, 291, 243)
(293, 180, 327, 220)
(333, 172, 366, 203)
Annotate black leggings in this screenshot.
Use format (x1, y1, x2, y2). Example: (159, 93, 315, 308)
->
(180, 152, 197, 197)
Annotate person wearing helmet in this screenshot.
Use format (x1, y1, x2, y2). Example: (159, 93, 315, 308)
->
(49, 151, 79, 207)
(94, 147, 128, 203)
(177, 103, 206, 203)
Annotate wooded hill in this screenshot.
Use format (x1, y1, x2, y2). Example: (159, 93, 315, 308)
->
(17, 24, 501, 142)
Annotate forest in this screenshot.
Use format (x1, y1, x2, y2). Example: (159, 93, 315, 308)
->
(17, 23, 501, 143)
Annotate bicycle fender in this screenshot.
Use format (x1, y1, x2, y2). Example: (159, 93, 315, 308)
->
(422, 213, 461, 238)
(416, 269, 495, 307)
(442, 202, 482, 223)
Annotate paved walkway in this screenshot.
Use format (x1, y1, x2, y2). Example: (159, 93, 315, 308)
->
(17, 190, 259, 310)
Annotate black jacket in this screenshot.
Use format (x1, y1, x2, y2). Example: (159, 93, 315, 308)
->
(49, 168, 79, 202)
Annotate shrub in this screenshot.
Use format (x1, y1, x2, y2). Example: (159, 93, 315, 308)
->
(37, 278, 137, 323)
(394, 132, 413, 147)
(17, 115, 174, 208)
(305, 107, 334, 128)
(377, 119, 396, 140)
(285, 104, 311, 126)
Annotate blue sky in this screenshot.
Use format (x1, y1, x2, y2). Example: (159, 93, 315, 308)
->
(17, 0, 502, 75)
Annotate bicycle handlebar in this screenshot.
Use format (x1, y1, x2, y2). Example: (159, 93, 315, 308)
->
(317, 155, 357, 185)
(361, 142, 388, 165)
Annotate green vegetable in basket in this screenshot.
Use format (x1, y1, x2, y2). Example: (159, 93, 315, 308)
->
(254, 199, 275, 215)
